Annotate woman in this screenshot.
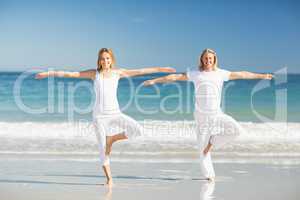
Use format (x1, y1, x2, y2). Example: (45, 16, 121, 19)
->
(35, 48, 176, 187)
(143, 48, 273, 181)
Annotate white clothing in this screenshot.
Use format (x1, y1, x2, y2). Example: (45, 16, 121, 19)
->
(187, 68, 231, 115)
(93, 70, 120, 117)
(93, 113, 143, 166)
(187, 68, 244, 178)
(93, 70, 142, 166)
(195, 112, 244, 178)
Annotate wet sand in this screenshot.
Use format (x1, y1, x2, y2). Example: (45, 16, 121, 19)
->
(0, 155, 299, 200)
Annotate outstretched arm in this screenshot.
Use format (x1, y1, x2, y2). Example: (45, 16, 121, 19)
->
(35, 69, 96, 80)
(119, 67, 176, 78)
(229, 71, 273, 80)
(143, 73, 188, 86)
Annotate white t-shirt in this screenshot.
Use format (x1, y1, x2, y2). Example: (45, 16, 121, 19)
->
(186, 68, 231, 115)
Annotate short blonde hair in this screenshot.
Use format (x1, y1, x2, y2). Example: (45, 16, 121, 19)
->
(199, 48, 218, 71)
(97, 48, 116, 72)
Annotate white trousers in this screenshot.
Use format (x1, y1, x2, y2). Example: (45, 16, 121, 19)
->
(194, 112, 244, 178)
(93, 113, 143, 166)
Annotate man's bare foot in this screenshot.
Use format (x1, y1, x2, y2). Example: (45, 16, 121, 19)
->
(106, 136, 113, 155)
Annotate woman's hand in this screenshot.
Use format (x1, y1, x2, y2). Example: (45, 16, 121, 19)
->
(230, 71, 274, 80)
(263, 73, 274, 80)
(143, 80, 156, 86)
(142, 73, 187, 86)
(35, 72, 49, 79)
(119, 67, 176, 78)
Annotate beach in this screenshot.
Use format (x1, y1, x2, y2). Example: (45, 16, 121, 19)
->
(1, 0, 299, 198)
(1, 154, 299, 200)
(1, 72, 299, 199)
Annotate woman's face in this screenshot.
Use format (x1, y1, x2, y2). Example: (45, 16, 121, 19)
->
(100, 52, 112, 70)
(201, 52, 215, 70)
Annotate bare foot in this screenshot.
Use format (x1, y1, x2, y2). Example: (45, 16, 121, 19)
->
(106, 178, 114, 188)
(207, 177, 215, 182)
(106, 136, 113, 155)
(105, 186, 112, 199)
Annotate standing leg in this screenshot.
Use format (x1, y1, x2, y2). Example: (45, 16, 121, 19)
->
(102, 165, 113, 187)
(197, 132, 216, 180)
(203, 142, 213, 155)
(94, 119, 113, 186)
(199, 114, 244, 180)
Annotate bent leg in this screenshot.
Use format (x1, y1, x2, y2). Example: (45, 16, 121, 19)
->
(105, 113, 142, 140)
(209, 114, 243, 149)
(106, 133, 128, 155)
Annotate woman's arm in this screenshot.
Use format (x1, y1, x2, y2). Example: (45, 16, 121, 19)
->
(35, 69, 96, 80)
(119, 67, 176, 78)
(229, 71, 273, 80)
(143, 73, 188, 86)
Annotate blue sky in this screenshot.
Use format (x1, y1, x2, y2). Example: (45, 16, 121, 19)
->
(0, 0, 299, 73)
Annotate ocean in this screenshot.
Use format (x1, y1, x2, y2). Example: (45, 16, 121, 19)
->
(0, 71, 299, 159)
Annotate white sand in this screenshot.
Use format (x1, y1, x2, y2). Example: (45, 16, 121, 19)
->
(0, 155, 299, 200)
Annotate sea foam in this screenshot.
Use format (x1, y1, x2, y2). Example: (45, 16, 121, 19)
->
(0, 121, 298, 156)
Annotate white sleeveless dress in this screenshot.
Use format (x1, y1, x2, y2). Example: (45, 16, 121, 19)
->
(93, 70, 142, 166)
(187, 68, 245, 178)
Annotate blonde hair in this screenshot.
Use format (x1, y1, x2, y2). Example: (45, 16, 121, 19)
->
(199, 48, 218, 71)
(97, 48, 116, 72)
